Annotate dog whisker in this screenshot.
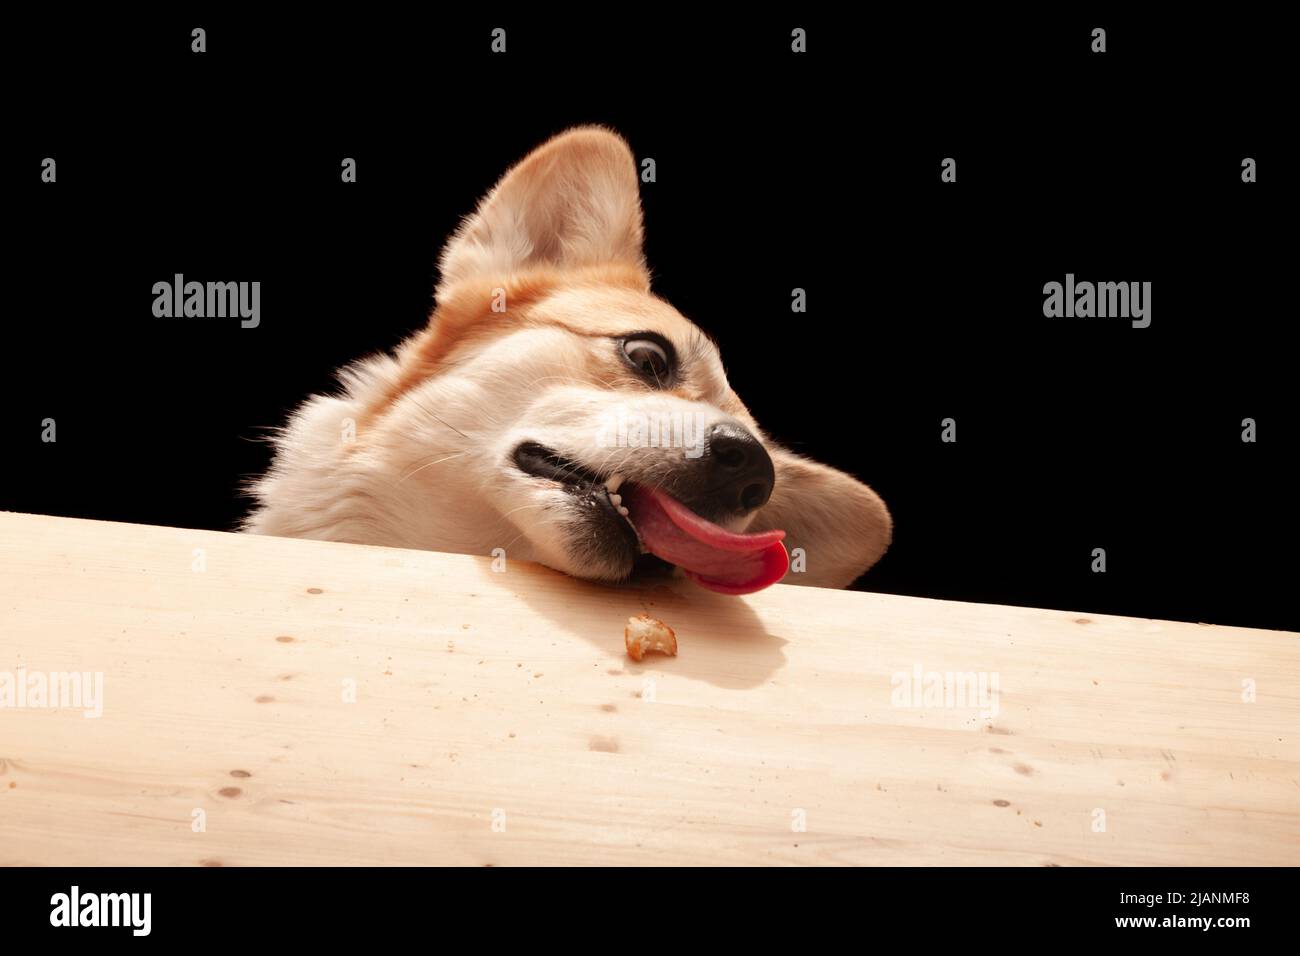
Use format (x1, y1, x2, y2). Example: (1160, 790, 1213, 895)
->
(409, 396, 474, 440)
(498, 518, 549, 553)
(397, 452, 468, 485)
(520, 373, 623, 392)
(496, 501, 551, 521)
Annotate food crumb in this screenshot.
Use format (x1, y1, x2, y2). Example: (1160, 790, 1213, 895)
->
(624, 614, 677, 661)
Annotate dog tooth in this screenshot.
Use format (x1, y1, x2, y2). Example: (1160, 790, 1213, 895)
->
(617, 506, 630, 517)
(609, 493, 622, 507)
(605, 474, 625, 494)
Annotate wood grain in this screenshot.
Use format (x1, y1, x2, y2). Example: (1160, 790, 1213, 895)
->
(1, 511, 1296, 866)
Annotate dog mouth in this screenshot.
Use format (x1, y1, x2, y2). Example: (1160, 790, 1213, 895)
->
(512, 442, 788, 595)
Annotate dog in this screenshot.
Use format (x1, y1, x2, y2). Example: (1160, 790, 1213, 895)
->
(244, 127, 891, 593)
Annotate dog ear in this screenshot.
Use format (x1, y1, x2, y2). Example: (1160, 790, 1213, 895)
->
(437, 126, 647, 294)
(747, 446, 893, 589)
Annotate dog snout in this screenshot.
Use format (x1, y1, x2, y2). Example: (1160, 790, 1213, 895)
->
(701, 423, 774, 513)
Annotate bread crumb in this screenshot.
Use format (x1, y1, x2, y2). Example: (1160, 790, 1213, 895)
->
(625, 613, 677, 661)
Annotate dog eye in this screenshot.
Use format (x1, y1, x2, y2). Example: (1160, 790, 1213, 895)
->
(621, 335, 674, 385)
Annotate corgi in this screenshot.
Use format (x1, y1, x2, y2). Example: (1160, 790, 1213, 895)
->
(244, 127, 891, 594)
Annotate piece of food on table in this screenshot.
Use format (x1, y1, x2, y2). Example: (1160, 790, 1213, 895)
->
(624, 613, 678, 661)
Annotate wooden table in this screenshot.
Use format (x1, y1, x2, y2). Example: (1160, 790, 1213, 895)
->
(1, 511, 1296, 865)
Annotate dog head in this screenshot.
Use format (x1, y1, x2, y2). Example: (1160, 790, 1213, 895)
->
(248, 128, 890, 591)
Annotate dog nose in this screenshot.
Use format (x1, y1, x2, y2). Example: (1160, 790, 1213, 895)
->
(703, 423, 775, 512)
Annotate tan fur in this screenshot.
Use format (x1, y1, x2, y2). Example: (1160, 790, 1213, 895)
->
(245, 127, 891, 589)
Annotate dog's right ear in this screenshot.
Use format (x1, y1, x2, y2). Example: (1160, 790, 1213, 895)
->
(437, 127, 648, 296)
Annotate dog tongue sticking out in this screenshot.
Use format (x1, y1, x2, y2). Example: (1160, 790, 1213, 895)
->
(621, 485, 788, 595)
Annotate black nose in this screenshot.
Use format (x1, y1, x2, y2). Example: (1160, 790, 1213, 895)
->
(702, 423, 775, 513)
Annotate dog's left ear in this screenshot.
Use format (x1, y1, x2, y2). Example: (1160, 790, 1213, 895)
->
(437, 126, 648, 295)
(746, 446, 893, 589)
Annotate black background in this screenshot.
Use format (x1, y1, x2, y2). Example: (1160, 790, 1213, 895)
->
(4, 11, 1293, 630)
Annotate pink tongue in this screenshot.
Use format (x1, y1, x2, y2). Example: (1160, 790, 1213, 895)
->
(621, 484, 788, 595)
